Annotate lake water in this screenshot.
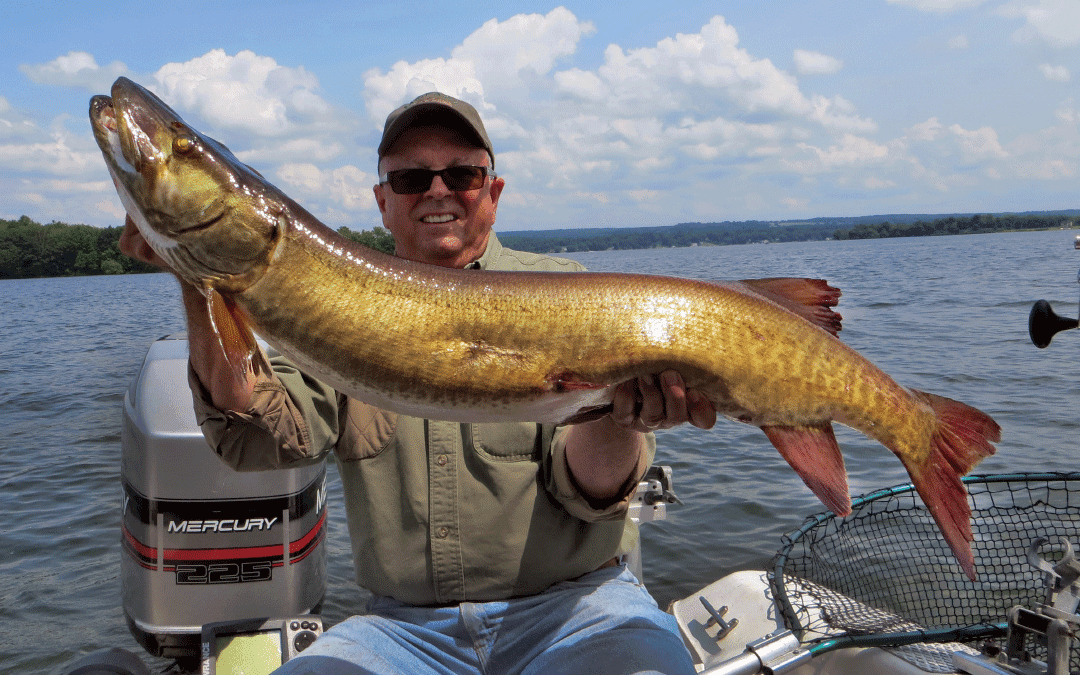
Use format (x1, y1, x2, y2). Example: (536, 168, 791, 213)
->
(3, 230, 1079, 673)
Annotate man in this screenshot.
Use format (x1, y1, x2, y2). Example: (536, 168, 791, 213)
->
(121, 92, 716, 674)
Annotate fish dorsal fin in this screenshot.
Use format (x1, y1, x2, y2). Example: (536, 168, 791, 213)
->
(761, 423, 851, 516)
(739, 278, 843, 336)
(203, 284, 269, 383)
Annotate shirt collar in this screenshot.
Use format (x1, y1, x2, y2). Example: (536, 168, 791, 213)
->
(467, 232, 504, 270)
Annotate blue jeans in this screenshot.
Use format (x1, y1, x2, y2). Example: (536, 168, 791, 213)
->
(275, 565, 695, 675)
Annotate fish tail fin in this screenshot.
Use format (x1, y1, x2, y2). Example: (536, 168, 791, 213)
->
(762, 423, 852, 516)
(739, 278, 843, 336)
(203, 285, 269, 383)
(903, 390, 1000, 581)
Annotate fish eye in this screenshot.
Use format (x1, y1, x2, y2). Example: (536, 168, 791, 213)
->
(173, 135, 195, 154)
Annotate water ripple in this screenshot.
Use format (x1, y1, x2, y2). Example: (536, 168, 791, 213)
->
(7, 232, 1080, 672)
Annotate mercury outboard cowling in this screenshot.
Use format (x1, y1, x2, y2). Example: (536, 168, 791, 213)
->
(121, 335, 327, 659)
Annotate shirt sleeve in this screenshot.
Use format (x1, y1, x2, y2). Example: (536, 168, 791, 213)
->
(188, 354, 341, 471)
(544, 425, 655, 522)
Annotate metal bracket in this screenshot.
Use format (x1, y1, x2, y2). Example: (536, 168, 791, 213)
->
(973, 537, 1080, 675)
(700, 595, 739, 642)
(698, 630, 809, 675)
(629, 465, 681, 524)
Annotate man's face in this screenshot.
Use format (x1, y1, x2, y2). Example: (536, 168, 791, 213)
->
(374, 126, 504, 268)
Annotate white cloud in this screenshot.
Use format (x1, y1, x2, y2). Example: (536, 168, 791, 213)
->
(9, 10, 1080, 230)
(793, 50, 843, 75)
(1039, 63, 1071, 82)
(237, 137, 346, 164)
(999, 0, 1080, 47)
(0, 128, 99, 175)
(786, 134, 893, 174)
(152, 49, 334, 136)
(907, 117, 946, 142)
(1055, 99, 1079, 123)
(886, 0, 988, 11)
(571, 191, 610, 204)
(363, 57, 486, 130)
(901, 117, 1011, 182)
(363, 7, 592, 134)
(457, 7, 595, 81)
(19, 51, 128, 92)
(359, 11, 894, 222)
(275, 163, 377, 211)
(949, 124, 1009, 164)
(865, 176, 897, 189)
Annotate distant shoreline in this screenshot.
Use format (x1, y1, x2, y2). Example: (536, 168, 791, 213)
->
(3, 210, 1077, 279)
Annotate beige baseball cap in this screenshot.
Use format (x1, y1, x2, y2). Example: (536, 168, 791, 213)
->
(378, 92, 495, 169)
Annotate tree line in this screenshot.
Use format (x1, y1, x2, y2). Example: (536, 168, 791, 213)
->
(0, 216, 157, 279)
(2, 210, 1076, 279)
(0, 216, 396, 280)
(500, 221, 839, 254)
(832, 213, 1077, 240)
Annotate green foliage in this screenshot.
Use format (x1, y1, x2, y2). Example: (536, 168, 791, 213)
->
(500, 212, 1080, 254)
(832, 213, 1078, 240)
(336, 225, 396, 255)
(2, 210, 1075, 279)
(0, 216, 159, 279)
(0, 217, 397, 279)
(501, 220, 840, 253)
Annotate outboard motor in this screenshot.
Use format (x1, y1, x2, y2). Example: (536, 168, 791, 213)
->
(120, 335, 327, 661)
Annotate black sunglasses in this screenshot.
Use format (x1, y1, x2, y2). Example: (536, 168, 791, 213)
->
(379, 166, 493, 195)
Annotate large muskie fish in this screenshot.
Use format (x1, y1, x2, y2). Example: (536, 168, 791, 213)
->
(91, 77, 999, 579)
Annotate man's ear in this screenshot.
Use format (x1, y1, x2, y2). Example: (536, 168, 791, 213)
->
(373, 182, 388, 215)
(488, 175, 505, 216)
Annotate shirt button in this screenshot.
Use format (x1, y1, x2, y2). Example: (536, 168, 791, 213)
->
(437, 526, 450, 538)
(436, 454, 448, 466)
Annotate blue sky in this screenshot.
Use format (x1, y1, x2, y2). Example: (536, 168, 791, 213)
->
(1, 0, 1078, 231)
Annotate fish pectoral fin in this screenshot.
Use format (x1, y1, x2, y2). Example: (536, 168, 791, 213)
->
(545, 370, 607, 392)
(900, 390, 1000, 581)
(739, 278, 843, 337)
(761, 423, 851, 516)
(203, 284, 268, 383)
(561, 404, 616, 425)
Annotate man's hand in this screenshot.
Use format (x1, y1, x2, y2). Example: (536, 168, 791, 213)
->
(609, 370, 717, 432)
(118, 215, 169, 269)
(563, 370, 716, 503)
(118, 214, 260, 411)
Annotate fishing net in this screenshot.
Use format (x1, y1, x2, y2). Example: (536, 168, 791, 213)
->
(769, 472, 1080, 673)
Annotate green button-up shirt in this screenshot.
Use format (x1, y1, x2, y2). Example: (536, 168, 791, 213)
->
(191, 233, 652, 606)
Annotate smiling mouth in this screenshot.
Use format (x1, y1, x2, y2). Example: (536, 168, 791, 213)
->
(422, 214, 457, 224)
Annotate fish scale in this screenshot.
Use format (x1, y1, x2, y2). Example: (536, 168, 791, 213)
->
(90, 76, 999, 580)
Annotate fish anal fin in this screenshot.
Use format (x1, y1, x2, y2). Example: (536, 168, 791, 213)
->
(901, 390, 1000, 581)
(762, 423, 851, 516)
(203, 285, 268, 383)
(739, 278, 843, 336)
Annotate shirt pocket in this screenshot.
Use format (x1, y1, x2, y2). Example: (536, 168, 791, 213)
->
(469, 422, 546, 461)
(334, 397, 397, 462)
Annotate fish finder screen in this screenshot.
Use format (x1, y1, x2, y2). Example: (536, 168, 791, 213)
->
(214, 631, 282, 675)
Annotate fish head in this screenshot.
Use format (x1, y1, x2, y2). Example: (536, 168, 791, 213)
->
(89, 77, 280, 293)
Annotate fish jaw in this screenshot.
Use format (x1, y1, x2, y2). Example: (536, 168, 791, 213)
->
(89, 77, 281, 293)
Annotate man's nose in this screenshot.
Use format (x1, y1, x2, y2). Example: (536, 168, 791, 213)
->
(425, 174, 453, 197)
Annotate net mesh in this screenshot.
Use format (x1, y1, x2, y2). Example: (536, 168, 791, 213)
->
(769, 472, 1080, 673)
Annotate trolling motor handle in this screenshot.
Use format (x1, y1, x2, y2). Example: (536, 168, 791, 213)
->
(1029, 299, 1079, 348)
(1029, 262, 1080, 348)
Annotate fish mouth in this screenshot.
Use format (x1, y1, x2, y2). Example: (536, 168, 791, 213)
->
(89, 94, 133, 176)
(89, 77, 181, 181)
